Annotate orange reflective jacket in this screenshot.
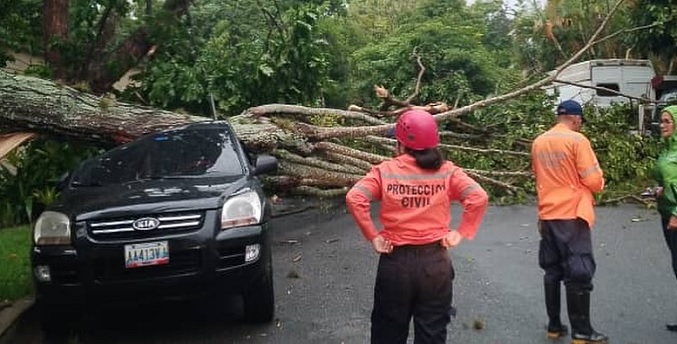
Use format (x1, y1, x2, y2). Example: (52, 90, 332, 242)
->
(345, 154, 489, 246)
(531, 123, 604, 228)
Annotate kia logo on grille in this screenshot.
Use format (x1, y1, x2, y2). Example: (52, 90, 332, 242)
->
(132, 217, 160, 231)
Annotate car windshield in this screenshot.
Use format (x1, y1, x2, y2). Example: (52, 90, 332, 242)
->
(71, 127, 245, 186)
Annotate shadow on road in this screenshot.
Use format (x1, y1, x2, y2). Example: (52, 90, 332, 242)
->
(13, 295, 275, 344)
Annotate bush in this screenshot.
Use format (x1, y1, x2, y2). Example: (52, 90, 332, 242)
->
(0, 139, 100, 227)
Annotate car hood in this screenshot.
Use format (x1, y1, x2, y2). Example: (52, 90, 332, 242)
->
(51, 176, 250, 221)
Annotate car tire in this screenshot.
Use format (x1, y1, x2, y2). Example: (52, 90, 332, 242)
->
(242, 252, 275, 323)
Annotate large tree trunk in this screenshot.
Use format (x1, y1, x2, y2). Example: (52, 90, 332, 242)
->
(0, 69, 529, 196)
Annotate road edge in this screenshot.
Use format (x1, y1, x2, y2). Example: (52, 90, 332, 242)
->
(0, 296, 34, 344)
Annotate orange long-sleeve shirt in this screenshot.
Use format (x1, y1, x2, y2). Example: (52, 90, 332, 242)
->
(531, 123, 604, 228)
(345, 154, 489, 246)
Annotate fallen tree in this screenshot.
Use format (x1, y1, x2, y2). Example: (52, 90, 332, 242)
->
(0, 68, 537, 196)
(0, 0, 644, 197)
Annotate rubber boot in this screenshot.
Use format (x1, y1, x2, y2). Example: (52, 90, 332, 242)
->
(566, 288, 608, 344)
(545, 283, 568, 339)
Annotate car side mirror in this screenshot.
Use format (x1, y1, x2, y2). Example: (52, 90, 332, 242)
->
(253, 154, 278, 176)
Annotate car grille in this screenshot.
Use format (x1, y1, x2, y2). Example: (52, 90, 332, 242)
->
(93, 248, 201, 282)
(88, 211, 204, 240)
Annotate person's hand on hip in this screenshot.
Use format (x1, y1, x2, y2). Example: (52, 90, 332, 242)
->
(442, 230, 463, 248)
(371, 235, 393, 254)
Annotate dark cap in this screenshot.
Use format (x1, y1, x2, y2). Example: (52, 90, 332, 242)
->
(556, 100, 583, 117)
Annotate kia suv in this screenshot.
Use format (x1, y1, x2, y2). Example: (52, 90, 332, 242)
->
(31, 121, 278, 329)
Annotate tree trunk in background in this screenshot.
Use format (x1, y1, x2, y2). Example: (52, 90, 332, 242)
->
(43, 0, 70, 80)
(87, 0, 193, 93)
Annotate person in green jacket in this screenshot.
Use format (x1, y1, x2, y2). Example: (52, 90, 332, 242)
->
(654, 105, 677, 332)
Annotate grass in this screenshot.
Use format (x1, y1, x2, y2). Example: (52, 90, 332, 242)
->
(0, 225, 33, 301)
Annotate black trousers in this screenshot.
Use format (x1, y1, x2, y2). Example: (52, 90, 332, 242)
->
(371, 242, 454, 344)
(660, 215, 677, 281)
(538, 219, 596, 291)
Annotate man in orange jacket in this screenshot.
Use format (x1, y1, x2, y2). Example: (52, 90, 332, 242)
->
(346, 109, 488, 344)
(531, 100, 608, 344)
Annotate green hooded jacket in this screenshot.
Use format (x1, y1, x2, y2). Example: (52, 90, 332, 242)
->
(654, 105, 677, 217)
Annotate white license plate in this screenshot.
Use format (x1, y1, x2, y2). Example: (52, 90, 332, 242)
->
(124, 241, 169, 268)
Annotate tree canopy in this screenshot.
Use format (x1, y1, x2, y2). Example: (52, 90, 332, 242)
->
(0, 0, 671, 226)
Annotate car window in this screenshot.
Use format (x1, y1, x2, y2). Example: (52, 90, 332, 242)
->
(71, 127, 245, 186)
(595, 83, 620, 97)
(660, 91, 677, 103)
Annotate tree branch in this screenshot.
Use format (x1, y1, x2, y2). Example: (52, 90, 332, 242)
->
(430, 0, 628, 122)
(374, 47, 427, 110)
(248, 104, 386, 125)
(465, 171, 521, 194)
(404, 48, 426, 104)
(365, 136, 530, 157)
(592, 22, 660, 46)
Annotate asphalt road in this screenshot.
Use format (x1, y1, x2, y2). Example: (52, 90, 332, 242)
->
(5, 201, 677, 344)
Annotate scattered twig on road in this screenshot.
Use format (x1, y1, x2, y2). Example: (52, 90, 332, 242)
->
(598, 194, 653, 206)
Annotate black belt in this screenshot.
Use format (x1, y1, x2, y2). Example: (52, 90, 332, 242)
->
(393, 240, 443, 252)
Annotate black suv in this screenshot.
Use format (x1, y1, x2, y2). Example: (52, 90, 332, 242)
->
(31, 121, 278, 326)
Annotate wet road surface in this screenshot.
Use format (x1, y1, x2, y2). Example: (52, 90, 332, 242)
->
(5, 201, 677, 344)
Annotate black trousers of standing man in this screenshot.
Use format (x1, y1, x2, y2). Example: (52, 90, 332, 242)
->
(538, 218, 598, 336)
(371, 242, 454, 344)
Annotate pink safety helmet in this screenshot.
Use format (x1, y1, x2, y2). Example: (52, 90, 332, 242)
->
(394, 109, 440, 150)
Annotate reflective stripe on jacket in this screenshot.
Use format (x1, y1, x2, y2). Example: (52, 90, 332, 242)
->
(531, 123, 604, 228)
(345, 154, 489, 246)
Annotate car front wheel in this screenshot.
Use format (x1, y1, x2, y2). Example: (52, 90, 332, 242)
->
(242, 253, 274, 323)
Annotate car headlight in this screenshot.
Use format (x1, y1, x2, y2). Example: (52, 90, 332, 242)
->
(221, 190, 262, 229)
(34, 211, 71, 245)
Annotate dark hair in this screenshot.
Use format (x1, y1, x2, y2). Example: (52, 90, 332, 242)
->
(406, 147, 444, 170)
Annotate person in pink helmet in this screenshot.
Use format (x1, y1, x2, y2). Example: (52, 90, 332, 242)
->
(346, 109, 489, 344)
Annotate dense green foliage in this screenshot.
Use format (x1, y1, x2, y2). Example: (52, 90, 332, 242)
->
(0, 140, 100, 227)
(628, 0, 677, 73)
(0, 0, 674, 226)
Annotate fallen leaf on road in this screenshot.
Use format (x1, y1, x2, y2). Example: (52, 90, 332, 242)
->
(473, 318, 486, 330)
(287, 270, 300, 279)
